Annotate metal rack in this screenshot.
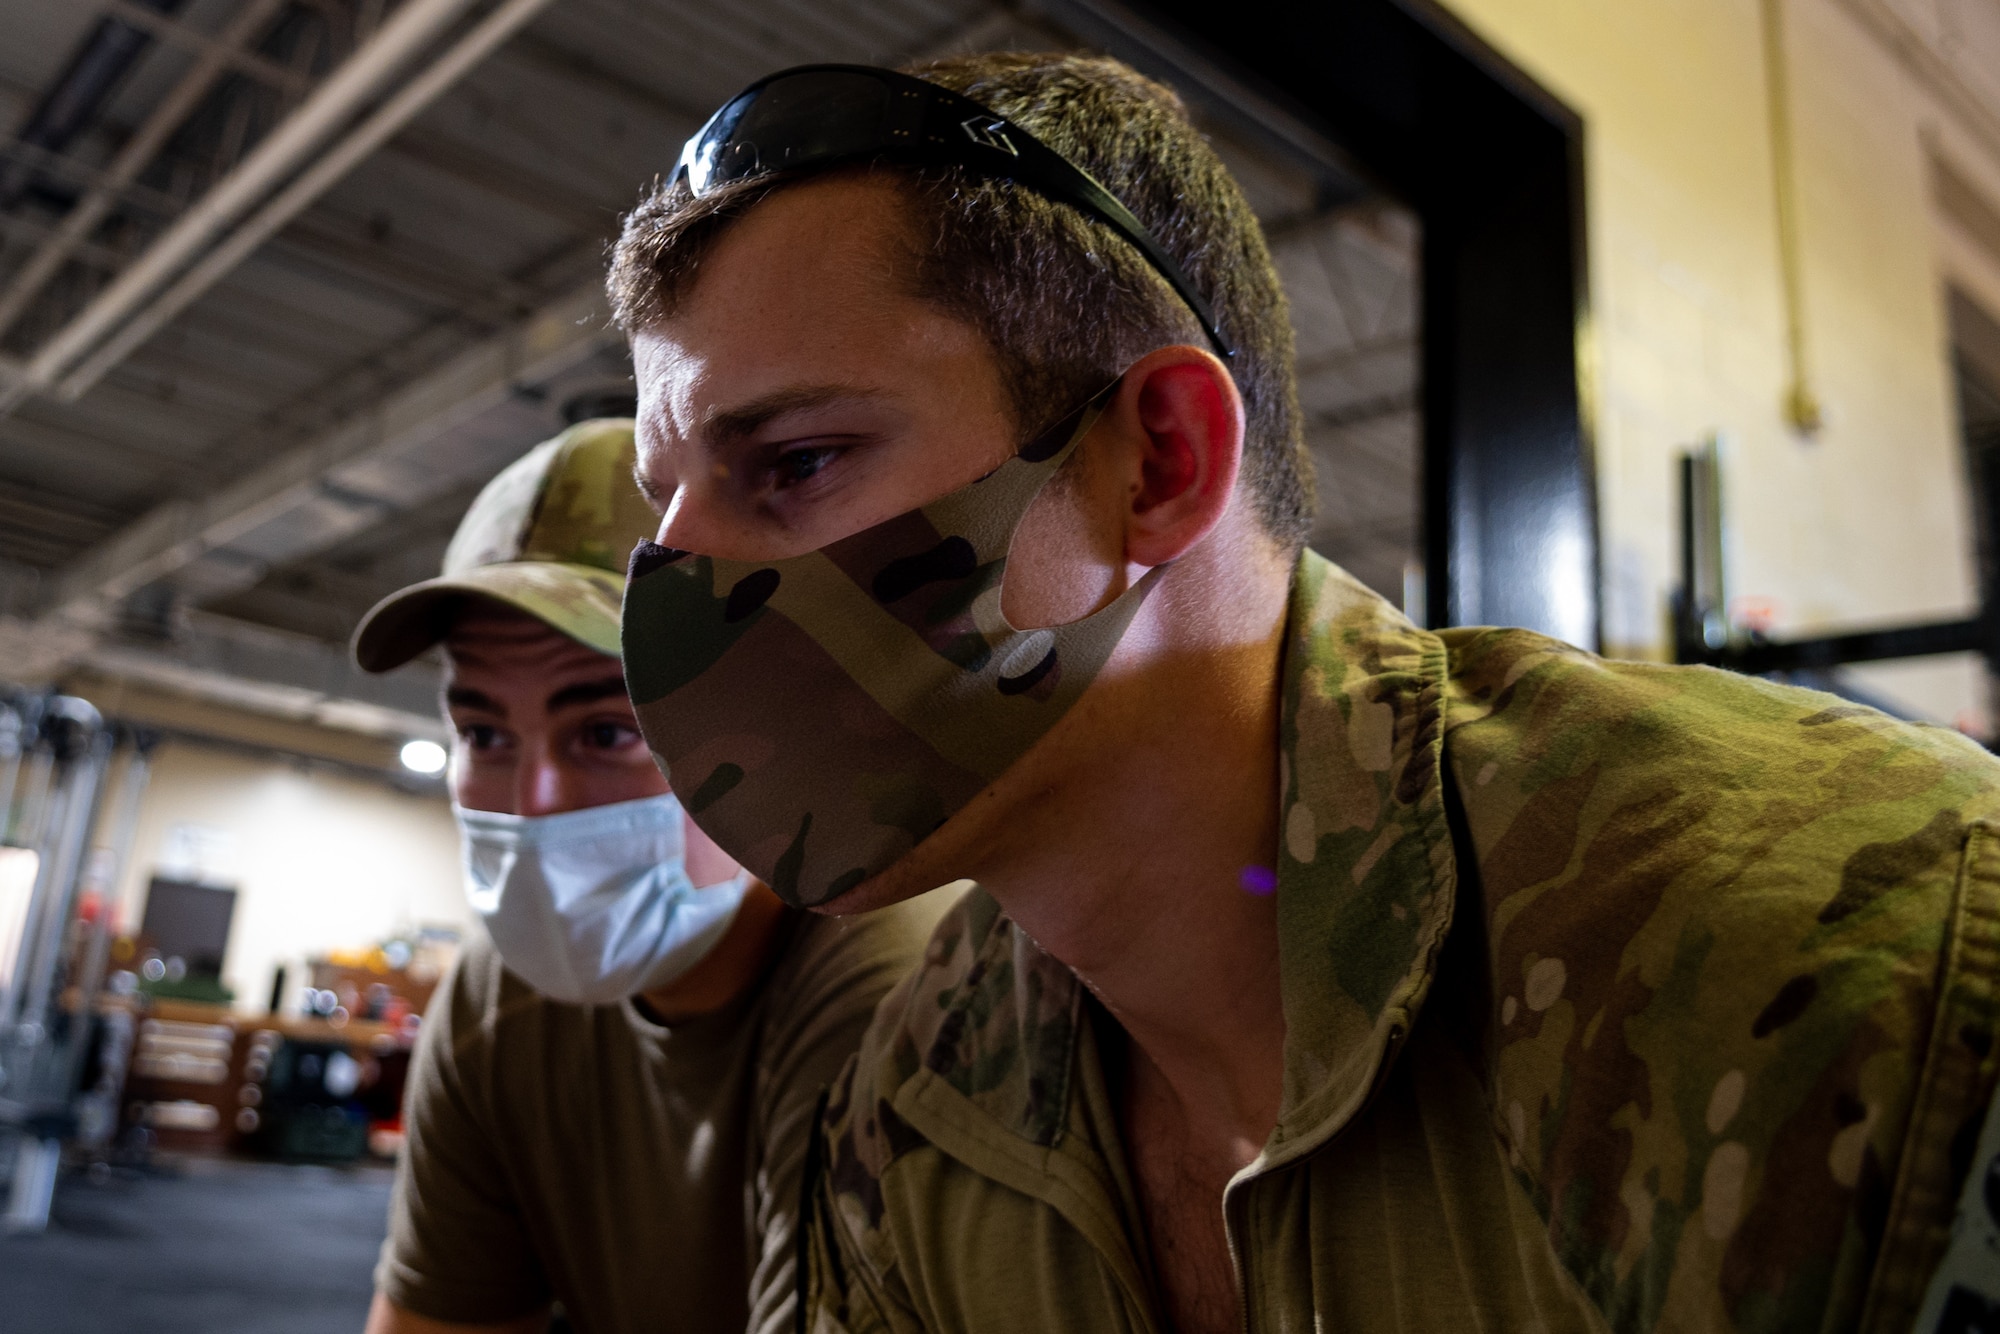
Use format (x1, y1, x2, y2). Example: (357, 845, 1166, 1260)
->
(0, 689, 155, 1232)
(1671, 439, 1994, 692)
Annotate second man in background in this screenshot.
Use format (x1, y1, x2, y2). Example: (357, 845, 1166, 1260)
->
(352, 419, 946, 1334)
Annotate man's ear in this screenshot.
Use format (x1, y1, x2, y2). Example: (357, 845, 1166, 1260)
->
(1117, 345, 1245, 568)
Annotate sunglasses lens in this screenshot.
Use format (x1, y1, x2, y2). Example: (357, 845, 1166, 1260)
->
(684, 71, 894, 194)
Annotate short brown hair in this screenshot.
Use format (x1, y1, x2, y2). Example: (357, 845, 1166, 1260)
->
(607, 51, 1312, 549)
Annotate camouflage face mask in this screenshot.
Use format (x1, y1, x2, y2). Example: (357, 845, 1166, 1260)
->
(620, 391, 1165, 908)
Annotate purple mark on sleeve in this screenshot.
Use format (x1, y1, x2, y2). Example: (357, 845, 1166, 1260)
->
(1240, 865, 1277, 895)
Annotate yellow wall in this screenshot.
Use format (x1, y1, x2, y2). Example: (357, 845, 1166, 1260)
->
(1439, 0, 2000, 727)
(104, 740, 471, 1016)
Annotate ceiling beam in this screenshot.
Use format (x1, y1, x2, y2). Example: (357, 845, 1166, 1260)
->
(0, 0, 294, 342)
(0, 479, 120, 540)
(60, 667, 441, 783)
(0, 411, 192, 477)
(0, 132, 185, 220)
(492, 32, 708, 129)
(93, 0, 310, 95)
(77, 609, 446, 743)
(380, 128, 618, 236)
(0, 0, 503, 410)
(0, 276, 619, 684)
(206, 560, 431, 642)
(262, 217, 530, 322)
(0, 208, 136, 273)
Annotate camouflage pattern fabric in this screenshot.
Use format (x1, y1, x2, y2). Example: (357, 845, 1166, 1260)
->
(352, 418, 659, 672)
(622, 395, 1163, 908)
(798, 550, 2000, 1334)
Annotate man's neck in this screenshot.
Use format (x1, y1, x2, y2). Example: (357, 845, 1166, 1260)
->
(979, 532, 1295, 1149)
(636, 881, 790, 1025)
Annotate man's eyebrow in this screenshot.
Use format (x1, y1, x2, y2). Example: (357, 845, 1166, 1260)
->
(703, 384, 888, 446)
(545, 677, 632, 713)
(444, 685, 500, 714)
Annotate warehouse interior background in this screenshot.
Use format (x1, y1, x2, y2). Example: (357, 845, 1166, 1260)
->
(0, 0, 1996, 1327)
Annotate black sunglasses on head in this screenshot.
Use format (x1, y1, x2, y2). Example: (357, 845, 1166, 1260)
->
(674, 64, 1235, 361)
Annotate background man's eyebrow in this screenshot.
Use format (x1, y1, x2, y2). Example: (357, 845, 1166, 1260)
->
(545, 677, 632, 712)
(704, 385, 886, 444)
(444, 685, 500, 712)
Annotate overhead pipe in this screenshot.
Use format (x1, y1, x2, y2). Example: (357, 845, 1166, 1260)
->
(0, 0, 485, 413)
(54, 0, 559, 401)
(1760, 0, 1822, 435)
(0, 0, 290, 341)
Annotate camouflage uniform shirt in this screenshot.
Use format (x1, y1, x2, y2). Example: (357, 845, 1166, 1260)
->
(799, 551, 2000, 1334)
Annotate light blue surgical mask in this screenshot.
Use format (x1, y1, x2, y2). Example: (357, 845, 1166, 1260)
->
(456, 793, 749, 1005)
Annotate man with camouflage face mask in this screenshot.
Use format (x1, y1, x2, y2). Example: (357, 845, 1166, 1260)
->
(609, 51, 2000, 1334)
(351, 420, 944, 1334)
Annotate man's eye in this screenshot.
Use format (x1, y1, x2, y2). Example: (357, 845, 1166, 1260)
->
(583, 722, 641, 750)
(458, 724, 503, 752)
(773, 446, 839, 488)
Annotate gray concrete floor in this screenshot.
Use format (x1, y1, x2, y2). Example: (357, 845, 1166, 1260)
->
(0, 1154, 392, 1334)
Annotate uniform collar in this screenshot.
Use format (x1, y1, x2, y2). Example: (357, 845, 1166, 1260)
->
(1263, 551, 1455, 1164)
(905, 552, 1456, 1159)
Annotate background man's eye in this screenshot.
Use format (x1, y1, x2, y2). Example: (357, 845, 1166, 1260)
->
(585, 722, 638, 749)
(460, 724, 502, 751)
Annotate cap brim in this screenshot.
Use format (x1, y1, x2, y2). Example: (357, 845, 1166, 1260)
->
(351, 562, 625, 673)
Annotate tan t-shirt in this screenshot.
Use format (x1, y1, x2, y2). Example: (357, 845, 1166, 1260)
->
(375, 896, 946, 1334)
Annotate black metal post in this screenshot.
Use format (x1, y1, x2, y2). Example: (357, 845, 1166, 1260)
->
(1132, 0, 1599, 646)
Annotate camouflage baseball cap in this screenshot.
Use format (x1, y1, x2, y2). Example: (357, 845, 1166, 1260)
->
(352, 418, 659, 673)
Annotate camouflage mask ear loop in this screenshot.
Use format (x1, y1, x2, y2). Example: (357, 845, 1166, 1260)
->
(622, 377, 1173, 908)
